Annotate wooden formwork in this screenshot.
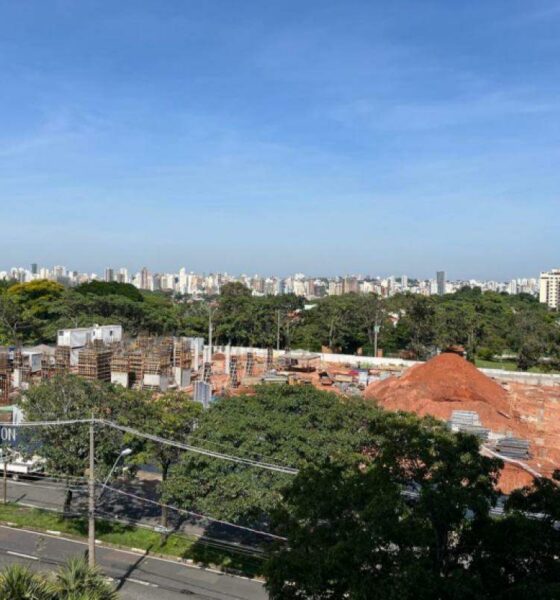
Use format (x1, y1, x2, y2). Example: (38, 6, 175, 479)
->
(229, 356, 239, 389)
(172, 339, 192, 369)
(143, 350, 171, 376)
(129, 351, 144, 386)
(78, 344, 112, 382)
(111, 352, 130, 373)
(55, 346, 71, 374)
(245, 352, 254, 377)
(203, 361, 212, 383)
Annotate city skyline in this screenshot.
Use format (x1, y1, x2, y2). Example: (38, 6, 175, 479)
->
(1, 261, 542, 302)
(1, 1, 560, 278)
(0, 260, 547, 283)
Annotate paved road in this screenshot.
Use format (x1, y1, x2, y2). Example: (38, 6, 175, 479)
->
(0, 525, 267, 599)
(5, 476, 264, 552)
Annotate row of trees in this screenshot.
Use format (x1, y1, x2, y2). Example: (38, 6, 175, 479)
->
(19, 376, 201, 525)
(208, 283, 560, 370)
(16, 377, 560, 597)
(1, 280, 558, 370)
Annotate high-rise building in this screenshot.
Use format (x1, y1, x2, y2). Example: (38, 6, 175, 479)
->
(104, 268, 115, 282)
(31, 263, 38, 275)
(539, 269, 560, 309)
(140, 267, 150, 290)
(436, 271, 446, 296)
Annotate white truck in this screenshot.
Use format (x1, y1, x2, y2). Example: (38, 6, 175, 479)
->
(0, 449, 45, 480)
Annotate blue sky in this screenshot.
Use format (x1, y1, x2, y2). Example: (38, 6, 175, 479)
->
(1, 0, 559, 278)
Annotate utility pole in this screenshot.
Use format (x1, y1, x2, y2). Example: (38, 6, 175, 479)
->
(88, 415, 95, 568)
(374, 323, 380, 358)
(276, 310, 281, 351)
(2, 451, 7, 505)
(208, 311, 213, 359)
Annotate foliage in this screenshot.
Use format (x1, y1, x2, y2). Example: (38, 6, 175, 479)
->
(0, 279, 557, 367)
(0, 563, 51, 600)
(0, 503, 263, 577)
(129, 391, 202, 527)
(17, 376, 144, 511)
(76, 281, 144, 302)
(165, 385, 378, 528)
(47, 558, 118, 600)
(469, 471, 560, 599)
(264, 412, 560, 600)
(0, 558, 118, 600)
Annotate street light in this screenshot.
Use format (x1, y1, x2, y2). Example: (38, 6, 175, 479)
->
(99, 448, 132, 499)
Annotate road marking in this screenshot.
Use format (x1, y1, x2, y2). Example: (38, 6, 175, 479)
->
(7, 551, 38, 561)
(127, 577, 159, 587)
(0, 525, 264, 584)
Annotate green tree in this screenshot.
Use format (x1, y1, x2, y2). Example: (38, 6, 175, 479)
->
(0, 564, 50, 600)
(0, 293, 26, 344)
(18, 376, 141, 512)
(511, 310, 551, 371)
(131, 392, 202, 528)
(165, 386, 378, 528)
(47, 557, 118, 600)
(401, 295, 437, 359)
(76, 281, 144, 302)
(357, 293, 386, 353)
(265, 412, 503, 600)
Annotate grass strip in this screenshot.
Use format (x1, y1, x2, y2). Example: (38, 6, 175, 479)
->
(0, 503, 264, 577)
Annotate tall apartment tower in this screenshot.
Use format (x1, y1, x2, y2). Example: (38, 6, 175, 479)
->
(31, 263, 38, 275)
(436, 271, 446, 296)
(104, 268, 115, 282)
(140, 267, 150, 290)
(539, 269, 560, 309)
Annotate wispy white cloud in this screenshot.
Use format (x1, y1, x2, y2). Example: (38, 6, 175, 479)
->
(327, 89, 560, 131)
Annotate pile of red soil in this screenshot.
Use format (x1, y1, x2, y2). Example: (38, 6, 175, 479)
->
(365, 353, 525, 437)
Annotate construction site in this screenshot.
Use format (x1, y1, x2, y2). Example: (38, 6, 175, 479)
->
(0, 324, 559, 493)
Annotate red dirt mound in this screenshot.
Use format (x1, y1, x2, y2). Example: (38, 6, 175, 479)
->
(365, 353, 525, 436)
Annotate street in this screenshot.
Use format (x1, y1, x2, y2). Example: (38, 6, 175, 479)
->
(4, 474, 263, 552)
(0, 525, 267, 599)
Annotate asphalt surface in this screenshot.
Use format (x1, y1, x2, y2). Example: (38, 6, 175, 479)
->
(5, 475, 264, 552)
(0, 525, 268, 599)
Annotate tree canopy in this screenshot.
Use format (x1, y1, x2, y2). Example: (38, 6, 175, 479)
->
(265, 413, 560, 600)
(164, 385, 378, 528)
(0, 280, 558, 369)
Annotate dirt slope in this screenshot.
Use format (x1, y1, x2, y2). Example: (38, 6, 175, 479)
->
(365, 353, 525, 437)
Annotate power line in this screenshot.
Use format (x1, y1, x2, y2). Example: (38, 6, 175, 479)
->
(99, 483, 287, 541)
(101, 420, 300, 475)
(4, 419, 300, 475)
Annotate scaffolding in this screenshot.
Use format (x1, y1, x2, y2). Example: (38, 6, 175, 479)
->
(78, 343, 112, 382)
(172, 339, 192, 369)
(41, 354, 56, 380)
(203, 361, 212, 383)
(245, 352, 254, 377)
(129, 350, 144, 388)
(55, 346, 71, 374)
(229, 356, 239, 389)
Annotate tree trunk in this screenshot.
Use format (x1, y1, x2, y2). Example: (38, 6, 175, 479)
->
(63, 485, 73, 515)
(161, 465, 168, 530)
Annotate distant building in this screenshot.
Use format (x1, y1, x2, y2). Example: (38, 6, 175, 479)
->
(31, 263, 38, 275)
(104, 268, 114, 282)
(540, 269, 560, 309)
(436, 271, 446, 296)
(140, 267, 150, 290)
